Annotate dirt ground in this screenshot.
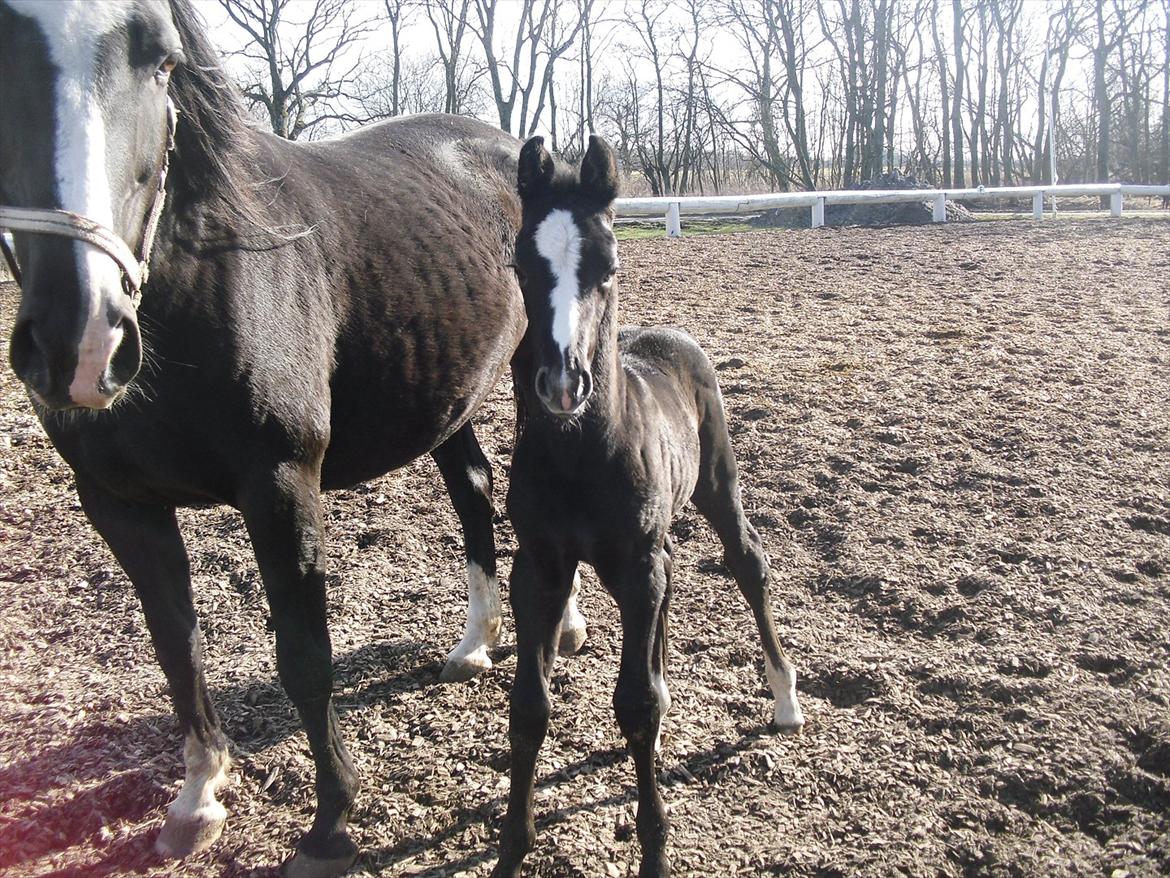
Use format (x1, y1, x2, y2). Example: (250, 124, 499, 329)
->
(1, 219, 1168, 878)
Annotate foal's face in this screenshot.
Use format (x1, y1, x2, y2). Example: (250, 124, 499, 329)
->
(0, 0, 182, 410)
(515, 135, 620, 419)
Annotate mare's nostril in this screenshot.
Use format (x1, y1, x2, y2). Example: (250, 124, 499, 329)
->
(9, 320, 52, 398)
(535, 367, 551, 401)
(578, 371, 593, 401)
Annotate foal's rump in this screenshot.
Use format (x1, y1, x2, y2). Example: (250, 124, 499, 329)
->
(619, 324, 721, 403)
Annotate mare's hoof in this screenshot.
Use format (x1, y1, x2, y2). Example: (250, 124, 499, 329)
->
(638, 853, 671, 877)
(772, 715, 805, 735)
(440, 648, 493, 683)
(557, 624, 588, 658)
(281, 847, 358, 878)
(155, 805, 226, 858)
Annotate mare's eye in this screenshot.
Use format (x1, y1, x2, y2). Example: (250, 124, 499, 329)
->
(155, 52, 181, 83)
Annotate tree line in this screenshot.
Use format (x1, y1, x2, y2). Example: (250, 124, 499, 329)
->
(215, 0, 1170, 195)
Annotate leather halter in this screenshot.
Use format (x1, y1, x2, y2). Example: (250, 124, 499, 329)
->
(0, 98, 178, 307)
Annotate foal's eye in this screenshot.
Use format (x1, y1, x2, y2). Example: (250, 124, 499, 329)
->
(510, 264, 528, 286)
(155, 53, 181, 83)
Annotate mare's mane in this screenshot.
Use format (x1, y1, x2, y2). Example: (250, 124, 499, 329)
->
(167, 0, 267, 220)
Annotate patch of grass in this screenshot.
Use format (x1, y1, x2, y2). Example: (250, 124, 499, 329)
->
(614, 221, 756, 240)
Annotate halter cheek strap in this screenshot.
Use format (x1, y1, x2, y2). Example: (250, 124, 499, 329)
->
(0, 97, 178, 307)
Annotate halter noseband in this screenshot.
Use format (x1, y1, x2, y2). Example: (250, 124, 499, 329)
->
(0, 98, 178, 307)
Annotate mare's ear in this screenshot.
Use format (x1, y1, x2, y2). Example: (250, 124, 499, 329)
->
(518, 136, 555, 199)
(580, 134, 619, 204)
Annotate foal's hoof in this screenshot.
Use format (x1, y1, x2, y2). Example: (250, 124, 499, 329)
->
(490, 859, 523, 878)
(441, 646, 493, 683)
(281, 846, 358, 878)
(557, 624, 588, 658)
(155, 804, 226, 858)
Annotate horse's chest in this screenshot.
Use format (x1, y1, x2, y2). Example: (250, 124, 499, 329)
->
(509, 432, 696, 554)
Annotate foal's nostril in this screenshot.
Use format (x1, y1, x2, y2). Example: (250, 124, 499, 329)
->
(535, 367, 551, 402)
(578, 370, 593, 401)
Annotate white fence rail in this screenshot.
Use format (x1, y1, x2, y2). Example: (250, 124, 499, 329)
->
(614, 183, 1170, 236)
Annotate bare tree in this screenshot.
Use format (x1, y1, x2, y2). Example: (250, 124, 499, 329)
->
(217, 0, 372, 139)
(380, 0, 417, 117)
(423, 0, 476, 114)
(472, 0, 586, 137)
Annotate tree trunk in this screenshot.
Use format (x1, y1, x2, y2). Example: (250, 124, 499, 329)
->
(951, 0, 965, 188)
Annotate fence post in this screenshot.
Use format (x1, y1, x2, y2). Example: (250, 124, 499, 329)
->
(1032, 192, 1044, 220)
(811, 197, 825, 228)
(666, 202, 681, 237)
(932, 193, 946, 222)
(1110, 192, 1123, 217)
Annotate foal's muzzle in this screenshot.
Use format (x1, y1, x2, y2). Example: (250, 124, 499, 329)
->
(535, 365, 593, 417)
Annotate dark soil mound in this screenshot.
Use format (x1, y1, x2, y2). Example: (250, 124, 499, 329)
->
(752, 170, 975, 228)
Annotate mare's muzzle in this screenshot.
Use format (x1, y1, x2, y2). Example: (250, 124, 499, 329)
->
(8, 237, 143, 410)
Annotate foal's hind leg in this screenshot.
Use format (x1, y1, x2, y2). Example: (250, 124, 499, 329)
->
(692, 399, 805, 733)
(432, 423, 502, 682)
(75, 478, 230, 859)
(240, 462, 360, 878)
(652, 538, 673, 754)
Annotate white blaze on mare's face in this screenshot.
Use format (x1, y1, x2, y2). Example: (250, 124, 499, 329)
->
(10, 1, 133, 407)
(533, 209, 583, 357)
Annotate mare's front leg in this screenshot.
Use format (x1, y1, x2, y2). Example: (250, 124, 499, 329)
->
(432, 423, 502, 682)
(493, 546, 576, 878)
(75, 478, 230, 859)
(239, 462, 359, 878)
(602, 546, 672, 878)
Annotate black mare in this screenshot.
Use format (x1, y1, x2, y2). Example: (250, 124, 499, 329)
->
(494, 136, 806, 878)
(0, 1, 527, 875)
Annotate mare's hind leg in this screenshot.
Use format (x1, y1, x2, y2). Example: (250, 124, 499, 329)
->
(557, 568, 588, 657)
(692, 397, 805, 733)
(240, 462, 359, 878)
(601, 547, 672, 877)
(493, 547, 576, 878)
(74, 478, 230, 859)
(432, 423, 502, 682)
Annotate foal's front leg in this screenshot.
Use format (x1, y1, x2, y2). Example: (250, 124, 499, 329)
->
(240, 463, 359, 878)
(493, 546, 577, 878)
(604, 547, 672, 878)
(76, 478, 231, 859)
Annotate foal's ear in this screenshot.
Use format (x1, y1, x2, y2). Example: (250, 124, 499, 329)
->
(580, 134, 619, 204)
(518, 136, 555, 199)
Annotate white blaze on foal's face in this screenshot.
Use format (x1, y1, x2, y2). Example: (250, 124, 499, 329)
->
(9, 1, 136, 407)
(533, 209, 583, 359)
